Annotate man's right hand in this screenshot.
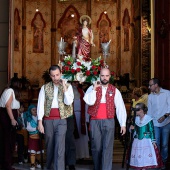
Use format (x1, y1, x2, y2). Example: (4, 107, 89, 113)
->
(38, 120, 45, 134)
(93, 81, 101, 91)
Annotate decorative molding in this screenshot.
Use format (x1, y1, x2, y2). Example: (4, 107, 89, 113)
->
(58, 5, 80, 29)
(14, 8, 21, 25)
(31, 11, 46, 28)
(141, 0, 151, 85)
(116, 26, 121, 30)
(51, 28, 57, 32)
(97, 12, 111, 28)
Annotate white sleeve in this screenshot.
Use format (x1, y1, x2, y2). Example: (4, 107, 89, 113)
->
(83, 85, 97, 105)
(114, 88, 127, 127)
(26, 122, 37, 132)
(0, 89, 13, 107)
(37, 86, 45, 120)
(64, 84, 74, 105)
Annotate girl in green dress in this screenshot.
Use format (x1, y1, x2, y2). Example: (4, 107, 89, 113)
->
(130, 103, 163, 170)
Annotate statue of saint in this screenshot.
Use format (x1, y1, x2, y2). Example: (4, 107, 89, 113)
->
(74, 15, 95, 61)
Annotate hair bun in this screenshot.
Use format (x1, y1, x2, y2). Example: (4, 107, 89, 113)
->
(144, 107, 148, 112)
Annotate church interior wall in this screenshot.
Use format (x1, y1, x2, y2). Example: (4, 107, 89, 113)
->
(11, 0, 148, 89)
(13, 0, 22, 77)
(120, 0, 132, 75)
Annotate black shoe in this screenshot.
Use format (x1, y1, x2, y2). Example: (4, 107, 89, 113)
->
(69, 165, 75, 170)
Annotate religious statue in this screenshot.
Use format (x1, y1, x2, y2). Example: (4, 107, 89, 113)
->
(32, 13, 45, 53)
(73, 15, 95, 61)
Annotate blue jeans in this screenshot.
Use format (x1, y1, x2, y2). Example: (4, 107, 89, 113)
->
(154, 122, 170, 162)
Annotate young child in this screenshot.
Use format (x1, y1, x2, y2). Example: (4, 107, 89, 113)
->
(129, 103, 163, 170)
(26, 104, 43, 170)
(16, 103, 28, 164)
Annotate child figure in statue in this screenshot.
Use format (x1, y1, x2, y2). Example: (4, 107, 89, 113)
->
(74, 15, 95, 61)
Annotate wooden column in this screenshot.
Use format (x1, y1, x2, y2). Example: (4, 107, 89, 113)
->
(132, 0, 141, 86)
(154, 0, 170, 89)
(22, 0, 26, 76)
(141, 0, 151, 86)
(51, 0, 57, 65)
(116, 0, 121, 76)
(86, 0, 91, 17)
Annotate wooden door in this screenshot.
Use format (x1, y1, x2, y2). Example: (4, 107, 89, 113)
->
(155, 0, 170, 89)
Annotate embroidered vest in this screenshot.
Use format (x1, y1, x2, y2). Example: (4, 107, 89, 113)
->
(44, 82, 73, 119)
(88, 84, 116, 118)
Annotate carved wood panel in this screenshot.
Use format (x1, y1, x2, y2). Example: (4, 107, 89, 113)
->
(155, 0, 170, 89)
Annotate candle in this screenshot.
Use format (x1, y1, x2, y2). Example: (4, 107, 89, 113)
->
(108, 39, 111, 44)
(61, 37, 62, 42)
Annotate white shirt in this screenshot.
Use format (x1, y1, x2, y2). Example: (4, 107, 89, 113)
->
(37, 83, 74, 120)
(83, 85, 127, 127)
(0, 88, 20, 109)
(147, 88, 170, 127)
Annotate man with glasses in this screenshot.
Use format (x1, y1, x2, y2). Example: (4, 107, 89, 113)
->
(147, 78, 170, 170)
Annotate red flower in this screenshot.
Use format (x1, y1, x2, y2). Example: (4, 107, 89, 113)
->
(65, 66, 70, 71)
(111, 71, 115, 76)
(85, 70, 91, 76)
(98, 66, 101, 71)
(71, 69, 75, 73)
(93, 71, 98, 75)
(91, 65, 96, 70)
(100, 60, 104, 64)
(77, 62, 81, 66)
(67, 61, 71, 65)
(76, 68, 81, 72)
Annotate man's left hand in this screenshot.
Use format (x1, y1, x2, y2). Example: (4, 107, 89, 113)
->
(120, 126, 126, 136)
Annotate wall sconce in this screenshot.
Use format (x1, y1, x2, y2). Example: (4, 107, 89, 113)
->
(104, 11, 107, 14)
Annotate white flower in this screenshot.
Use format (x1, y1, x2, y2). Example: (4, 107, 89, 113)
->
(82, 61, 91, 70)
(64, 55, 71, 60)
(77, 55, 84, 62)
(75, 72, 87, 83)
(72, 62, 79, 70)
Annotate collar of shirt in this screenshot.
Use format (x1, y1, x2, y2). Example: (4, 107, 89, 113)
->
(100, 86, 108, 103)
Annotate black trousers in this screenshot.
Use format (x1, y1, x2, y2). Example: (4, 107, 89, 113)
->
(0, 108, 18, 170)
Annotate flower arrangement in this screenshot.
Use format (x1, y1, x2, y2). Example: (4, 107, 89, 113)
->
(61, 55, 115, 84)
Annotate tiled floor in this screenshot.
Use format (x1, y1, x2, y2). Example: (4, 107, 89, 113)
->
(13, 163, 127, 170)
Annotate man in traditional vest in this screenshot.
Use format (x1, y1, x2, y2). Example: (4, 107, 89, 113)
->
(37, 65, 74, 170)
(83, 68, 127, 170)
